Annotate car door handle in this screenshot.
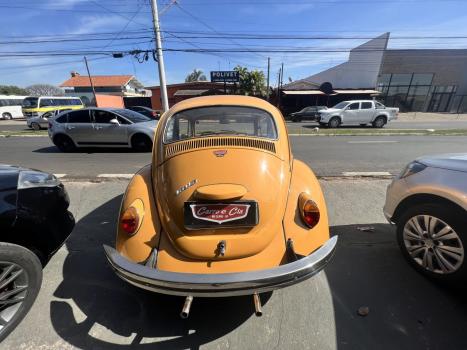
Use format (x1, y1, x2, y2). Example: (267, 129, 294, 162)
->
(94, 126, 103, 130)
(67, 126, 75, 130)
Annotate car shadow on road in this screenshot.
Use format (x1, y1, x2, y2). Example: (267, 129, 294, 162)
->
(302, 124, 377, 129)
(327, 224, 467, 349)
(50, 194, 271, 350)
(50, 194, 467, 349)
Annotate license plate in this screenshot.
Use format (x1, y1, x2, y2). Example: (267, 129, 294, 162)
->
(184, 201, 258, 229)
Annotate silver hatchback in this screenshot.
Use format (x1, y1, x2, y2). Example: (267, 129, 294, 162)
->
(48, 108, 157, 152)
(384, 154, 467, 283)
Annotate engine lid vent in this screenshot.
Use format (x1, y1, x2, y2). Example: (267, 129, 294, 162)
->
(164, 137, 276, 158)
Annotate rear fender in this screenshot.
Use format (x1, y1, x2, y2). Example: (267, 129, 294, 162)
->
(116, 164, 162, 263)
(282, 160, 330, 256)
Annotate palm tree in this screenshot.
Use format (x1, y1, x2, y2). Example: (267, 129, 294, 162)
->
(185, 69, 207, 82)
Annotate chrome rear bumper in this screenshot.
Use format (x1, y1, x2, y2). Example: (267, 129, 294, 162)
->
(103, 236, 337, 297)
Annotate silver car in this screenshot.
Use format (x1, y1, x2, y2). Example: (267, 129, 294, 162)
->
(384, 154, 467, 282)
(48, 108, 157, 152)
(27, 109, 72, 130)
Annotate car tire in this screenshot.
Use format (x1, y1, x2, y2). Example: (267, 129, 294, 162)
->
(372, 116, 386, 128)
(396, 203, 467, 283)
(31, 123, 41, 131)
(2, 113, 12, 120)
(131, 134, 153, 152)
(54, 134, 76, 152)
(328, 117, 340, 128)
(0, 243, 42, 342)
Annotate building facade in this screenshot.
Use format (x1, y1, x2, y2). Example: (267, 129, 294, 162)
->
(377, 49, 467, 113)
(284, 33, 467, 113)
(146, 82, 232, 110)
(60, 72, 147, 106)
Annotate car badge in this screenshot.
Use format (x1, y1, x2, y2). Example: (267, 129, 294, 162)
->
(190, 203, 250, 224)
(175, 179, 197, 196)
(213, 150, 227, 157)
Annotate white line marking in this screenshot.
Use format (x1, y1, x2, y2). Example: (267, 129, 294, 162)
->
(97, 174, 133, 179)
(342, 171, 392, 176)
(347, 141, 399, 144)
(54, 174, 67, 178)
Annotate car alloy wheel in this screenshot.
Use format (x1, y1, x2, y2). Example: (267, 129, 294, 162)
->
(328, 117, 340, 128)
(0, 244, 42, 341)
(372, 116, 386, 128)
(402, 215, 464, 274)
(31, 123, 41, 131)
(0, 262, 29, 330)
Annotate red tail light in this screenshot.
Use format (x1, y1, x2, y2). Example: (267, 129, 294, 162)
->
(121, 207, 139, 234)
(298, 193, 320, 229)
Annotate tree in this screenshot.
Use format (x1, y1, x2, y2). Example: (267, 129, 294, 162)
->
(233, 65, 266, 97)
(0, 85, 28, 95)
(25, 84, 63, 96)
(185, 69, 207, 82)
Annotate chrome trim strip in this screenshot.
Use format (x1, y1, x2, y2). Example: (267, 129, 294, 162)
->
(103, 236, 337, 297)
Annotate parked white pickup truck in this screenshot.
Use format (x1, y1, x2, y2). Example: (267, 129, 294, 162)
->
(317, 100, 399, 128)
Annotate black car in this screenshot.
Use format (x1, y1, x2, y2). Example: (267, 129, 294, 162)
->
(127, 106, 160, 120)
(288, 106, 328, 122)
(0, 165, 74, 341)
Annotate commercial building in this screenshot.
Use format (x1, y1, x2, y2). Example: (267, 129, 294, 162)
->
(146, 82, 232, 110)
(283, 33, 467, 113)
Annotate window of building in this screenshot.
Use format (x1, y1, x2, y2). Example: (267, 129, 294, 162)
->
(389, 74, 412, 85)
(411, 74, 433, 86)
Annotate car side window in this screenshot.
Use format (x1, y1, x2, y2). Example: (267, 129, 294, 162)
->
(92, 110, 117, 123)
(116, 116, 131, 125)
(348, 103, 359, 110)
(361, 102, 373, 109)
(56, 114, 68, 123)
(67, 110, 90, 123)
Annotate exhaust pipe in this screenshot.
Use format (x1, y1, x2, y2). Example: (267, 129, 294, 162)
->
(253, 293, 262, 317)
(180, 295, 193, 319)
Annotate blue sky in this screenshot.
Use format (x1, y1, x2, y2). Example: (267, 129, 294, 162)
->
(0, 0, 466, 88)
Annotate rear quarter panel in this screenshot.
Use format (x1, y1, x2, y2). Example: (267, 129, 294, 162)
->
(282, 159, 330, 256)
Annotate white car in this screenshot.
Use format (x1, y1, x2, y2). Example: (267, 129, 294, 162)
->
(48, 108, 157, 152)
(384, 154, 467, 282)
(318, 100, 399, 128)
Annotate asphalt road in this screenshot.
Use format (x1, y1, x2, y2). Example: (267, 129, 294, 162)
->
(3, 179, 467, 349)
(3, 119, 467, 132)
(1, 135, 466, 177)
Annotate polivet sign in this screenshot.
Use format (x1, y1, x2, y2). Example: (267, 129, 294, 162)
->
(210, 71, 240, 83)
(190, 203, 250, 224)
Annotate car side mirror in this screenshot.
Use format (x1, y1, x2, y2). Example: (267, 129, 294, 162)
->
(109, 118, 120, 125)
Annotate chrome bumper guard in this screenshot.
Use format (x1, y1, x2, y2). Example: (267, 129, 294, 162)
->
(103, 236, 337, 297)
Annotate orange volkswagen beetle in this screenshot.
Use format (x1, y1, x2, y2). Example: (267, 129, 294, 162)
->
(104, 95, 337, 317)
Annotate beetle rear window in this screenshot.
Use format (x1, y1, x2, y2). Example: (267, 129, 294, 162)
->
(164, 106, 277, 143)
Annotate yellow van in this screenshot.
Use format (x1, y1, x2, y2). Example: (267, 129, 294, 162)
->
(22, 96, 83, 118)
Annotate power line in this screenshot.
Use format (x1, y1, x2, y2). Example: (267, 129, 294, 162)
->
(174, 2, 268, 60)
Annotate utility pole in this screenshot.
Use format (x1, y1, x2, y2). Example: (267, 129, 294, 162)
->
(150, 0, 169, 112)
(84, 56, 97, 106)
(266, 57, 270, 102)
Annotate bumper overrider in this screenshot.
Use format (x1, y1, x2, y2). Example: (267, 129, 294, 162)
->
(103, 236, 337, 297)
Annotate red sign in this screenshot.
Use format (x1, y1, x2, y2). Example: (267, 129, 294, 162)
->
(213, 150, 227, 157)
(190, 203, 250, 224)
